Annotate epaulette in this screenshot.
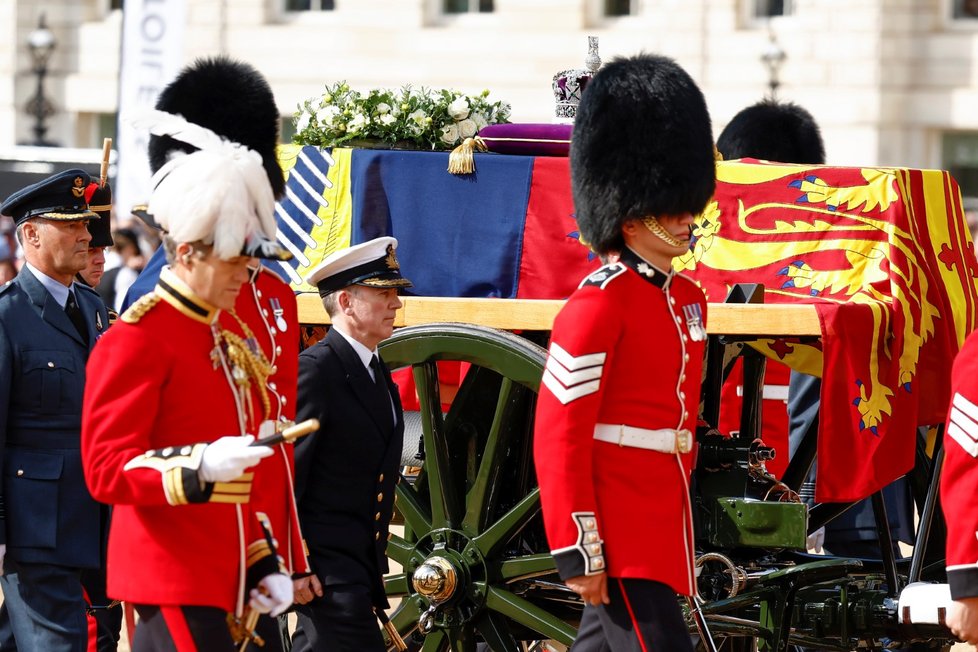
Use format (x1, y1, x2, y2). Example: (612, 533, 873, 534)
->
(579, 263, 626, 290)
(120, 292, 161, 324)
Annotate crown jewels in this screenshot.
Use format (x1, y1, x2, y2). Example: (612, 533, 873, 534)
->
(552, 36, 601, 121)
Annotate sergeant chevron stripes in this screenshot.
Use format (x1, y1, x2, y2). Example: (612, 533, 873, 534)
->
(542, 342, 606, 405)
(949, 392, 978, 457)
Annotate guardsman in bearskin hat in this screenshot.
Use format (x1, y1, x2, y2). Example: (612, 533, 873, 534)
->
(719, 101, 915, 571)
(0, 169, 111, 651)
(716, 98, 825, 165)
(533, 53, 716, 651)
(81, 114, 296, 651)
(114, 56, 310, 650)
(290, 237, 412, 652)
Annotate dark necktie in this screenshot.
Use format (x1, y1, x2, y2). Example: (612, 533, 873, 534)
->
(369, 355, 386, 389)
(65, 291, 88, 341)
(370, 355, 395, 429)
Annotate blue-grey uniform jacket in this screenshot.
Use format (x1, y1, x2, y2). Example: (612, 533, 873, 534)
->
(0, 266, 108, 568)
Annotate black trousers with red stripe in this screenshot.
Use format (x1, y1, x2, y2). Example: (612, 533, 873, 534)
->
(132, 605, 235, 652)
(570, 578, 693, 652)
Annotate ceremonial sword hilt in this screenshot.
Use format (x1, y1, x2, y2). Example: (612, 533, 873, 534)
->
(251, 418, 320, 447)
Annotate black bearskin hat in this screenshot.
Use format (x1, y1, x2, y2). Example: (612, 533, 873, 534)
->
(150, 56, 286, 198)
(717, 99, 825, 165)
(570, 53, 715, 256)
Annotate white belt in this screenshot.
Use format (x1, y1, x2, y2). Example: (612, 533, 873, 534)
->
(593, 424, 693, 454)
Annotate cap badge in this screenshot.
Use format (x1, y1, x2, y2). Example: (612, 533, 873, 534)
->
(71, 176, 86, 198)
(385, 244, 399, 271)
(636, 262, 657, 279)
(682, 303, 706, 342)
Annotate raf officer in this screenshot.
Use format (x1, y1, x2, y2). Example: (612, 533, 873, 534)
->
(533, 54, 716, 651)
(292, 237, 412, 652)
(0, 169, 110, 651)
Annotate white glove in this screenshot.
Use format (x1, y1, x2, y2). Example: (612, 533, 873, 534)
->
(199, 435, 274, 483)
(806, 526, 825, 554)
(249, 572, 293, 617)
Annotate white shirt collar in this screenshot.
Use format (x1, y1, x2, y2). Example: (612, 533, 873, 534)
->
(24, 261, 74, 308)
(331, 324, 380, 377)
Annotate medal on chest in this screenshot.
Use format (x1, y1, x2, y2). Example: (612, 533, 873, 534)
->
(682, 303, 706, 342)
(269, 297, 287, 333)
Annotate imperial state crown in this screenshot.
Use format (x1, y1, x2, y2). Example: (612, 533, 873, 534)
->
(552, 36, 602, 121)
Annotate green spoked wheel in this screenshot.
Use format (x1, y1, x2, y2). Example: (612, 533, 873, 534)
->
(379, 324, 579, 651)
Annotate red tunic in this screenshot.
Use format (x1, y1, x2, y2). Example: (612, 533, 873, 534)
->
(534, 249, 706, 597)
(82, 269, 284, 614)
(942, 329, 978, 599)
(228, 266, 309, 575)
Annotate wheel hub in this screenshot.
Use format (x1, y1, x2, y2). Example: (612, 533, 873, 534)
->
(406, 528, 487, 629)
(412, 556, 458, 603)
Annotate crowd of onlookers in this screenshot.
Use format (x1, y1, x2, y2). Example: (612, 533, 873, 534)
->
(0, 211, 151, 310)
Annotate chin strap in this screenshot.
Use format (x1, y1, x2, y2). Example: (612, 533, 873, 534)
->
(641, 216, 684, 248)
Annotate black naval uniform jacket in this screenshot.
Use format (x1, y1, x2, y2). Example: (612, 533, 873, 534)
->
(294, 326, 403, 609)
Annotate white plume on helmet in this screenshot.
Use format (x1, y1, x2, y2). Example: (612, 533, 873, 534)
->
(133, 109, 277, 260)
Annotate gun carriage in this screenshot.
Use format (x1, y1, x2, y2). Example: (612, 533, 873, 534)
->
(283, 146, 972, 652)
(295, 293, 953, 652)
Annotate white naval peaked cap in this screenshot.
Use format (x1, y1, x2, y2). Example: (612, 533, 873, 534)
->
(305, 236, 413, 297)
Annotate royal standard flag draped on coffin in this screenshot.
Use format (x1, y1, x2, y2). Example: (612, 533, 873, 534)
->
(681, 159, 978, 502)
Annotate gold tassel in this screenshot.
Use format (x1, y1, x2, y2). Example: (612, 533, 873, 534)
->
(447, 136, 487, 175)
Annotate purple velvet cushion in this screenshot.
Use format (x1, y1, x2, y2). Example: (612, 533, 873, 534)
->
(478, 123, 573, 157)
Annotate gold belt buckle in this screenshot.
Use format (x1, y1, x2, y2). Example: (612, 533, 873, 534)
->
(675, 428, 692, 454)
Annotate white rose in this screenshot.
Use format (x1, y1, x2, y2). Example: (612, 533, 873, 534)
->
(441, 123, 460, 145)
(296, 112, 311, 133)
(408, 110, 427, 133)
(470, 112, 488, 130)
(316, 105, 340, 127)
(448, 96, 470, 121)
(380, 114, 397, 126)
(347, 113, 369, 134)
(376, 103, 391, 115)
(458, 119, 477, 139)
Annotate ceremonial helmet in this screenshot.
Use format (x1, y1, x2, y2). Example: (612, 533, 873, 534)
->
(717, 98, 825, 165)
(139, 57, 289, 260)
(570, 53, 716, 256)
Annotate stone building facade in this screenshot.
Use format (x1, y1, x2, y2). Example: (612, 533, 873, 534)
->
(4, 0, 978, 196)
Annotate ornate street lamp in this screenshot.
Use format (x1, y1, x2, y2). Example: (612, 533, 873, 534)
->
(25, 14, 57, 146)
(760, 29, 787, 99)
